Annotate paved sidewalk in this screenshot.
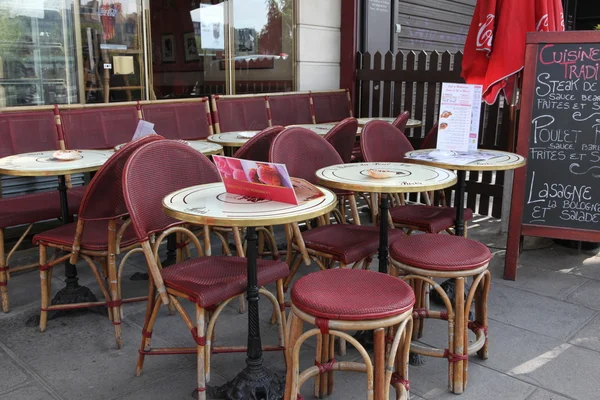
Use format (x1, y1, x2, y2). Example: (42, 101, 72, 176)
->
(1, 216, 599, 399)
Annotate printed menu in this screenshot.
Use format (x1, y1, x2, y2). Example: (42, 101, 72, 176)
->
(437, 83, 483, 152)
(213, 156, 324, 205)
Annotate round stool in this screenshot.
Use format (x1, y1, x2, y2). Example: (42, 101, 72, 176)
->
(285, 269, 415, 400)
(389, 234, 491, 394)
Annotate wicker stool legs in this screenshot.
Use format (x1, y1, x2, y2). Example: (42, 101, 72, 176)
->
(285, 306, 413, 400)
(398, 267, 490, 394)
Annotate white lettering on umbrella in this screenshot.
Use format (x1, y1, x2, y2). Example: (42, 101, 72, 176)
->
(476, 14, 495, 52)
(536, 14, 549, 31)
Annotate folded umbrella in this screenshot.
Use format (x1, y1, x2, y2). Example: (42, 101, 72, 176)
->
(462, 0, 564, 105)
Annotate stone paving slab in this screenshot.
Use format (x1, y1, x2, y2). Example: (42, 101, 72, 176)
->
(486, 284, 595, 341)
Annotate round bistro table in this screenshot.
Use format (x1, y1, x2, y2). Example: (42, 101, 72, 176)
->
(114, 140, 223, 156)
(207, 131, 260, 156)
(0, 150, 113, 306)
(163, 182, 337, 399)
(404, 149, 526, 236)
(356, 117, 422, 129)
(315, 162, 456, 273)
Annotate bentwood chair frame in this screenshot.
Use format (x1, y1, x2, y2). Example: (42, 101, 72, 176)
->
(122, 141, 288, 399)
(390, 248, 491, 394)
(36, 135, 164, 348)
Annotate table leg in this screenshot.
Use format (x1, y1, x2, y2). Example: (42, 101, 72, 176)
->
(454, 170, 467, 237)
(354, 194, 391, 350)
(378, 193, 390, 274)
(432, 170, 468, 318)
(27, 177, 98, 327)
(52, 176, 98, 306)
(208, 227, 284, 399)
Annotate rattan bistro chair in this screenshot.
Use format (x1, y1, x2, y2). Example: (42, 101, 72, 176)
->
(0, 108, 84, 313)
(270, 128, 405, 289)
(391, 111, 410, 132)
(285, 269, 415, 400)
(324, 117, 359, 164)
(390, 234, 491, 394)
(33, 135, 164, 347)
(122, 140, 289, 399)
(361, 120, 473, 235)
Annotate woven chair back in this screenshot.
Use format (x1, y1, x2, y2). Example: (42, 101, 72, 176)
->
(324, 118, 359, 163)
(122, 140, 220, 241)
(360, 120, 414, 163)
(270, 127, 343, 184)
(233, 126, 284, 162)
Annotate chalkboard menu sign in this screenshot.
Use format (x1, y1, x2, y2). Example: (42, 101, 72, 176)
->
(506, 31, 600, 281)
(523, 42, 600, 229)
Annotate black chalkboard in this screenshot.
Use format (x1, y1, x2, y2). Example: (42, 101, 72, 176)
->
(522, 42, 600, 230)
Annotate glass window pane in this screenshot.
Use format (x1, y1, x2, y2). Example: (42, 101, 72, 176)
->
(232, 0, 293, 94)
(0, 0, 79, 107)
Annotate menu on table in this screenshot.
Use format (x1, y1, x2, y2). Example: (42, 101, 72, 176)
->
(213, 156, 323, 205)
(436, 83, 483, 152)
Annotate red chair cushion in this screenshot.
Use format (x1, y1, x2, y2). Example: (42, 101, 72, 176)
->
(390, 234, 491, 271)
(32, 219, 138, 251)
(390, 205, 473, 233)
(0, 188, 84, 229)
(301, 224, 405, 264)
(291, 269, 414, 320)
(161, 256, 289, 307)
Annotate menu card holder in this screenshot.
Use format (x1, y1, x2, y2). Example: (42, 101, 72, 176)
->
(213, 155, 324, 205)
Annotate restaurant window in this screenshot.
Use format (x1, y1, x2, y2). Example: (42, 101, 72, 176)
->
(0, 0, 79, 107)
(149, 0, 294, 99)
(0, 0, 294, 108)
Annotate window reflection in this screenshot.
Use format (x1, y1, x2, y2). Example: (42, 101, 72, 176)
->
(0, 0, 78, 106)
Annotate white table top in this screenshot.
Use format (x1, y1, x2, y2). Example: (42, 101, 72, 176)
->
(114, 140, 223, 156)
(0, 150, 113, 177)
(404, 149, 526, 171)
(315, 162, 457, 193)
(286, 124, 334, 135)
(356, 117, 422, 128)
(207, 131, 260, 147)
(163, 182, 338, 227)
(187, 140, 224, 155)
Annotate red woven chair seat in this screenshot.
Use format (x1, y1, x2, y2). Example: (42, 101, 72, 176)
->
(390, 234, 491, 271)
(0, 188, 84, 229)
(32, 219, 138, 251)
(301, 225, 405, 264)
(291, 269, 415, 320)
(390, 205, 473, 233)
(161, 257, 289, 307)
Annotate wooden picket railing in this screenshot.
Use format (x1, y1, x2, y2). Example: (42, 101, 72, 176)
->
(356, 50, 512, 217)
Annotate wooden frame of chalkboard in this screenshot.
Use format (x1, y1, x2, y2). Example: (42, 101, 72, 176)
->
(505, 31, 600, 280)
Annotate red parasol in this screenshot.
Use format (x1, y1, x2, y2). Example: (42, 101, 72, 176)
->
(462, 0, 564, 105)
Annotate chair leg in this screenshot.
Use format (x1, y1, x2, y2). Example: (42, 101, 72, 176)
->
(107, 219, 123, 349)
(452, 277, 467, 394)
(284, 311, 304, 400)
(136, 281, 159, 376)
(0, 229, 8, 313)
(476, 271, 490, 360)
(195, 305, 207, 399)
(373, 327, 386, 400)
(394, 318, 413, 400)
(283, 254, 303, 291)
(39, 245, 50, 332)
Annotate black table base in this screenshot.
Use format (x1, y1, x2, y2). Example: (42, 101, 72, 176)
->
(25, 176, 99, 327)
(206, 227, 284, 400)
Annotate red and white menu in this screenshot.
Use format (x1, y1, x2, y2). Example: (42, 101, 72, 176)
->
(436, 83, 483, 152)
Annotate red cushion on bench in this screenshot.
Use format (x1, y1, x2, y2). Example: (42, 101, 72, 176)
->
(268, 94, 313, 126)
(141, 101, 212, 140)
(213, 96, 269, 132)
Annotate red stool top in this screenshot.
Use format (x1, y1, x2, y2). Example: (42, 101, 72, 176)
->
(291, 269, 415, 321)
(390, 234, 491, 272)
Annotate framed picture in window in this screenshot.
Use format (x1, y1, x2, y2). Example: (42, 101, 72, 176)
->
(161, 34, 175, 63)
(183, 32, 199, 62)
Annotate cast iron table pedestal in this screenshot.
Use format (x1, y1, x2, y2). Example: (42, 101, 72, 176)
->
(207, 227, 284, 399)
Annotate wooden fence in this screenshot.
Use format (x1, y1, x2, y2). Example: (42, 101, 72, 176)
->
(355, 50, 512, 218)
